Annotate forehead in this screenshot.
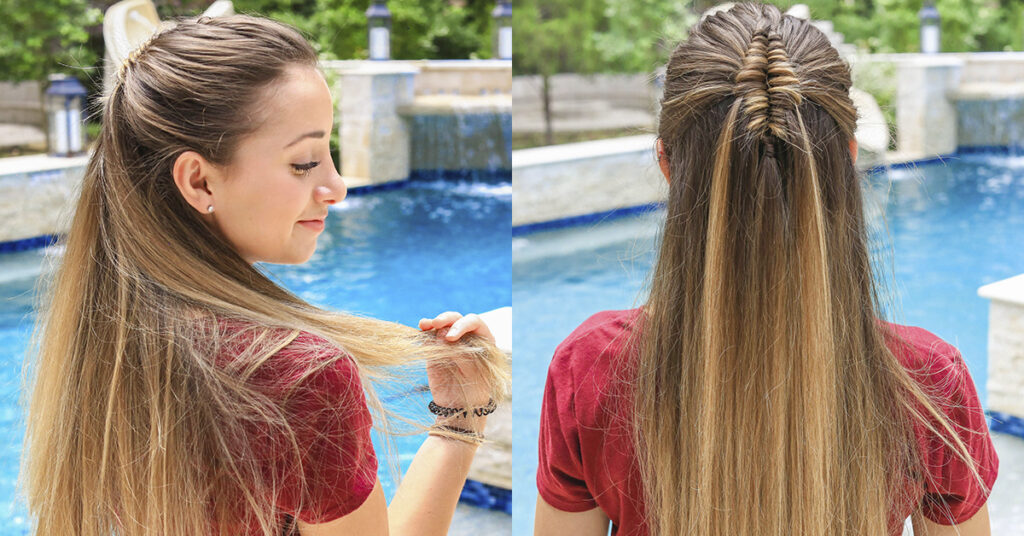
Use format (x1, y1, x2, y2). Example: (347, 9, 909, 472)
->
(244, 66, 333, 146)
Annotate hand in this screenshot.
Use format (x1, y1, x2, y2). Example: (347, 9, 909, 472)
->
(418, 311, 495, 344)
(418, 311, 494, 418)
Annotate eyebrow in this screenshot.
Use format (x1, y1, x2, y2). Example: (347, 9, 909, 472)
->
(284, 130, 326, 149)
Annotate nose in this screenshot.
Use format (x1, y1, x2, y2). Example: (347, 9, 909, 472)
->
(317, 166, 347, 205)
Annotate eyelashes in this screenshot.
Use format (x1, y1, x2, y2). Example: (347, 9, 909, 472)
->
(291, 161, 320, 176)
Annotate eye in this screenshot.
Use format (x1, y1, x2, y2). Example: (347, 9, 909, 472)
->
(291, 161, 320, 176)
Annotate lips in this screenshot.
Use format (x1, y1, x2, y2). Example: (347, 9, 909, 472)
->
(298, 217, 326, 232)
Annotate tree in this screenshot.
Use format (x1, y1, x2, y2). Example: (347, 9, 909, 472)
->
(0, 0, 102, 82)
(514, 0, 693, 144)
(513, 0, 604, 144)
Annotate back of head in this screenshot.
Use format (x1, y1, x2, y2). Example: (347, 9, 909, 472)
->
(633, 3, 937, 534)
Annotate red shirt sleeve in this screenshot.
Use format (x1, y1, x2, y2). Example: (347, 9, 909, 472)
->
(272, 334, 378, 524)
(915, 342, 999, 525)
(537, 335, 599, 512)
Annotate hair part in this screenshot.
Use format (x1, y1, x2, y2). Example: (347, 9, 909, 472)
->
(633, 3, 984, 534)
(23, 15, 509, 536)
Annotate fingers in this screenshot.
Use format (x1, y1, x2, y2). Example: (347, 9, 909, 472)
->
(445, 313, 492, 342)
(418, 311, 463, 331)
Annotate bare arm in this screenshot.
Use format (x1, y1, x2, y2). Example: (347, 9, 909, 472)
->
(297, 433, 482, 536)
(534, 494, 610, 536)
(299, 311, 497, 536)
(911, 502, 990, 536)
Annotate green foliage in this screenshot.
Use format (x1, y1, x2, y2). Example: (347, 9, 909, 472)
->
(513, 0, 594, 76)
(0, 0, 102, 82)
(773, 0, 1024, 54)
(160, 0, 495, 60)
(1, 0, 498, 83)
(591, 0, 697, 73)
(518, 0, 1024, 77)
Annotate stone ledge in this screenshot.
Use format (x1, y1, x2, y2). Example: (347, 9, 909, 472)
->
(514, 134, 656, 168)
(0, 152, 89, 175)
(979, 274, 1024, 307)
(400, 95, 511, 115)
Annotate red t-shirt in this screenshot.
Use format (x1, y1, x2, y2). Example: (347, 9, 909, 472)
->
(211, 321, 378, 533)
(537, 309, 999, 535)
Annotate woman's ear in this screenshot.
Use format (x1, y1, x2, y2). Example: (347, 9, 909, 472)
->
(657, 138, 671, 184)
(172, 151, 219, 215)
(849, 138, 858, 165)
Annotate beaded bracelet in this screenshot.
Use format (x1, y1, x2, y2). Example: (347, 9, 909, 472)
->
(428, 424, 485, 446)
(428, 398, 497, 419)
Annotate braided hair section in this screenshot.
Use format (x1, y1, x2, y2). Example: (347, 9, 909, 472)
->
(735, 28, 803, 148)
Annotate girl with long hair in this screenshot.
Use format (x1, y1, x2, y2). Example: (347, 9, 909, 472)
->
(535, 3, 997, 535)
(22, 15, 508, 536)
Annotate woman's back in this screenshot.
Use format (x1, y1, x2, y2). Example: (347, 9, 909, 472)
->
(538, 309, 998, 535)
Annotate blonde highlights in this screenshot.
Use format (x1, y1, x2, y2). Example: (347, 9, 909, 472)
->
(22, 15, 508, 536)
(635, 3, 982, 534)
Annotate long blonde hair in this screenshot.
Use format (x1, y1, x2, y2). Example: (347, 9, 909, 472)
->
(22, 15, 508, 536)
(633, 3, 983, 534)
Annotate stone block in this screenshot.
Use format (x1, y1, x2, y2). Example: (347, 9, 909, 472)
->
(979, 274, 1024, 418)
(0, 154, 87, 243)
(896, 55, 963, 157)
(512, 135, 667, 227)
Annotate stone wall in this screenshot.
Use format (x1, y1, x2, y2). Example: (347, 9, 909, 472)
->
(0, 81, 43, 126)
(0, 154, 85, 244)
(979, 275, 1024, 418)
(324, 60, 512, 186)
(512, 135, 666, 227)
(851, 52, 1024, 157)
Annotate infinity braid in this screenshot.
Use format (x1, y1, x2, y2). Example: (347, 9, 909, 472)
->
(735, 28, 803, 147)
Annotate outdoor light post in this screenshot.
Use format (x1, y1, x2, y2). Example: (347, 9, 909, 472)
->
(44, 74, 88, 157)
(366, 0, 392, 61)
(492, 1, 512, 60)
(919, 0, 941, 54)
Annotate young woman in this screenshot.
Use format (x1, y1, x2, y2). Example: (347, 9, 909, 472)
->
(22, 15, 508, 536)
(535, 4, 997, 536)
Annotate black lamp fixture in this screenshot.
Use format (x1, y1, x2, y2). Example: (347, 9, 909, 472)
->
(492, 1, 512, 60)
(44, 74, 88, 157)
(366, 0, 392, 60)
(919, 0, 941, 54)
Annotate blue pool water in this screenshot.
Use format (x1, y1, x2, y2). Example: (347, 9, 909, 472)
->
(511, 153, 1024, 530)
(0, 178, 510, 532)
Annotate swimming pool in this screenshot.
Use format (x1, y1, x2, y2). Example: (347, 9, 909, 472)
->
(0, 177, 511, 532)
(511, 153, 1024, 530)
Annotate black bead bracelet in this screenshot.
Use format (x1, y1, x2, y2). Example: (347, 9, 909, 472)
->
(428, 398, 497, 419)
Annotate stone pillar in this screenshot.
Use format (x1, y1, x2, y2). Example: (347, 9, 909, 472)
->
(335, 63, 417, 186)
(896, 55, 964, 157)
(978, 274, 1024, 418)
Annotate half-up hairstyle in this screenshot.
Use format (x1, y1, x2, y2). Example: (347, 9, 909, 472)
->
(22, 15, 508, 536)
(634, 3, 982, 534)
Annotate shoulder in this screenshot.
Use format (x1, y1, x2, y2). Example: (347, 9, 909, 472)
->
(551, 308, 640, 374)
(879, 321, 970, 399)
(880, 321, 999, 524)
(547, 308, 640, 423)
(214, 318, 363, 399)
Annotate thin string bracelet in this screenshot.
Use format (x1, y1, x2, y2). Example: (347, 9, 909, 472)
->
(428, 424, 485, 446)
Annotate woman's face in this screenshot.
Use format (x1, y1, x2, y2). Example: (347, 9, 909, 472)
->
(210, 65, 345, 265)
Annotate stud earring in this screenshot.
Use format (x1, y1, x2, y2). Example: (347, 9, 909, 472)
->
(207, 205, 214, 213)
